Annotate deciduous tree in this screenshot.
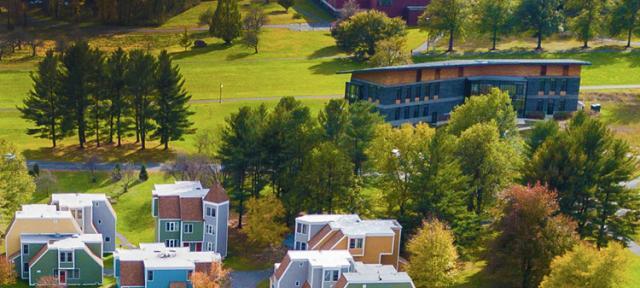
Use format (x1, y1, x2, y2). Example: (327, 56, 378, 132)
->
(488, 184, 577, 288)
(514, 0, 563, 50)
(191, 261, 231, 288)
(242, 5, 268, 53)
(566, 0, 605, 48)
(35, 169, 58, 196)
(447, 88, 518, 138)
(244, 195, 288, 248)
(540, 243, 629, 288)
(0, 139, 35, 227)
(475, 0, 513, 50)
(406, 219, 458, 288)
(331, 10, 407, 60)
(419, 0, 469, 52)
(369, 36, 412, 67)
(0, 255, 16, 286)
(610, 0, 640, 48)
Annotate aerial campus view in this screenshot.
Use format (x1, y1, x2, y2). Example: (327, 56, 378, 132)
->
(0, 0, 639, 287)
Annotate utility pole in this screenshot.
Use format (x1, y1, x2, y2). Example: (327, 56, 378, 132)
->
(219, 83, 223, 103)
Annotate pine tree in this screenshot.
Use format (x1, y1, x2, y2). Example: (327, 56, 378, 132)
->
(126, 50, 157, 150)
(105, 48, 130, 146)
(139, 165, 149, 181)
(179, 28, 192, 51)
(152, 50, 195, 150)
(19, 50, 64, 148)
(210, 0, 242, 44)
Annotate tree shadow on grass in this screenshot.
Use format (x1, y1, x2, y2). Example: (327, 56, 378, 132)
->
(307, 46, 341, 59)
(308, 57, 365, 75)
(169, 42, 230, 60)
(226, 52, 253, 61)
(22, 141, 175, 163)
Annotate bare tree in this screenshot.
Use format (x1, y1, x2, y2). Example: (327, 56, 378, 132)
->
(121, 162, 136, 193)
(162, 154, 220, 187)
(194, 129, 217, 158)
(339, 0, 360, 20)
(84, 154, 101, 183)
(35, 170, 58, 195)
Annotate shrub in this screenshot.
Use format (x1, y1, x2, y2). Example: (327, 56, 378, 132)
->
(553, 111, 573, 121)
(139, 165, 149, 181)
(526, 111, 546, 119)
(194, 39, 208, 48)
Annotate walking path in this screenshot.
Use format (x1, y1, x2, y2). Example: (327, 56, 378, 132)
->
(116, 232, 136, 249)
(230, 269, 271, 288)
(581, 84, 640, 91)
(26, 160, 163, 172)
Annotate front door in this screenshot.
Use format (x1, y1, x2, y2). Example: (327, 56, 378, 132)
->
(59, 270, 67, 285)
(195, 243, 202, 252)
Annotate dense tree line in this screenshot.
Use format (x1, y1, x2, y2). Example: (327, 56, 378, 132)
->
(20, 42, 194, 150)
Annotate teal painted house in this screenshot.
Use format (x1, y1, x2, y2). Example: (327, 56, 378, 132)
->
(114, 243, 221, 288)
(17, 234, 103, 286)
(151, 181, 229, 257)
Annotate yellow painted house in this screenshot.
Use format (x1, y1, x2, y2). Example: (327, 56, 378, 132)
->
(4, 204, 82, 259)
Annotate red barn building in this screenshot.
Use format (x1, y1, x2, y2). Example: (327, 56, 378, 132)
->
(318, 0, 430, 25)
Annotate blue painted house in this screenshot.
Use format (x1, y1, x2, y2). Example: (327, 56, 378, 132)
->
(340, 59, 591, 126)
(114, 243, 221, 288)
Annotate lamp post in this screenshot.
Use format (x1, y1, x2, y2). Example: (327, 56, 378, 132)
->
(219, 83, 223, 103)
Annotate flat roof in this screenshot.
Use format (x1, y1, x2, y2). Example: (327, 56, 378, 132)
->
(287, 250, 353, 268)
(338, 59, 591, 74)
(21, 233, 103, 245)
(329, 218, 400, 237)
(152, 181, 209, 198)
(344, 262, 414, 284)
(296, 214, 360, 224)
(15, 204, 73, 219)
(116, 243, 220, 270)
(51, 193, 109, 208)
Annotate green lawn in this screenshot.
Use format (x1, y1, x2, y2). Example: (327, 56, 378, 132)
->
(159, 0, 334, 28)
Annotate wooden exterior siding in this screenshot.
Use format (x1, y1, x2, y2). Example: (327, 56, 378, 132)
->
(352, 235, 394, 266)
(308, 225, 332, 249)
(5, 218, 82, 257)
(352, 64, 584, 86)
(380, 229, 401, 268)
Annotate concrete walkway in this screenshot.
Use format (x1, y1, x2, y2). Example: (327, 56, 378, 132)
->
(230, 269, 271, 288)
(581, 84, 640, 91)
(116, 232, 136, 249)
(27, 160, 163, 172)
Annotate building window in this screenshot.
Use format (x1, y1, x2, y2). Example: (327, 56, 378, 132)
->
(206, 207, 216, 217)
(424, 84, 431, 98)
(536, 100, 544, 112)
(413, 106, 420, 118)
(395, 90, 402, 103)
(69, 269, 80, 279)
(296, 223, 308, 234)
(165, 239, 177, 247)
(23, 263, 28, 273)
(415, 86, 421, 98)
(539, 80, 546, 94)
(423, 105, 429, 117)
(559, 100, 566, 111)
(98, 220, 102, 224)
(207, 242, 214, 251)
(105, 237, 111, 242)
(561, 79, 568, 92)
(433, 83, 440, 96)
(550, 79, 557, 92)
(377, 0, 393, 6)
(394, 108, 400, 120)
(166, 222, 177, 232)
(300, 242, 307, 250)
(404, 107, 410, 119)
(349, 238, 363, 249)
(23, 244, 28, 254)
(184, 223, 194, 234)
(95, 202, 99, 207)
(207, 224, 215, 235)
(147, 271, 154, 281)
(60, 251, 73, 263)
(324, 270, 340, 282)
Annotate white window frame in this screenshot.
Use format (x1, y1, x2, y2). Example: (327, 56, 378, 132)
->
(323, 269, 340, 282)
(184, 223, 194, 234)
(147, 270, 154, 281)
(206, 242, 213, 251)
(349, 238, 363, 249)
(206, 224, 215, 235)
(165, 221, 177, 232)
(165, 239, 177, 247)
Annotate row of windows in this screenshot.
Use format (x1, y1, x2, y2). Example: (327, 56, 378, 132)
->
(536, 99, 567, 112)
(393, 105, 431, 121)
(206, 206, 217, 217)
(59, 251, 73, 263)
(538, 79, 569, 93)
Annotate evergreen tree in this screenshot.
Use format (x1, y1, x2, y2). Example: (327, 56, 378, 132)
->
(59, 41, 103, 148)
(609, 0, 640, 48)
(104, 48, 130, 146)
(19, 50, 64, 148)
(126, 50, 157, 150)
(210, 0, 242, 44)
(419, 0, 469, 52)
(515, 0, 563, 50)
(346, 101, 383, 175)
(139, 164, 149, 181)
(447, 88, 518, 138)
(278, 0, 295, 12)
(152, 50, 195, 150)
(525, 119, 559, 157)
(88, 51, 108, 147)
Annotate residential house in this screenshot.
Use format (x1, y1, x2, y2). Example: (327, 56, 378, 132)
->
(151, 181, 229, 257)
(114, 243, 221, 288)
(51, 193, 117, 253)
(270, 250, 414, 288)
(18, 234, 103, 286)
(315, 0, 430, 25)
(341, 59, 591, 125)
(5, 205, 84, 261)
(294, 214, 402, 268)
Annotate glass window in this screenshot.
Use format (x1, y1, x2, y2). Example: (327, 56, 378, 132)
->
(413, 106, 420, 118)
(23, 263, 28, 273)
(423, 105, 429, 117)
(166, 222, 177, 232)
(23, 245, 28, 254)
(537, 100, 544, 111)
(377, 0, 393, 6)
(184, 224, 193, 234)
(559, 100, 567, 111)
(539, 80, 546, 93)
(69, 269, 80, 279)
(396, 90, 402, 102)
(147, 271, 154, 281)
(561, 79, 568, 91)
(207, 224, 215, 235)
(434, 83, 440, 95)
(394, 108, 400, 120)
(404, 107, 410, 119)
(324, 270, 340, 281)
(60, 251, 72, 263)
(550, 79, 557, 92)
(349, 238, 364, 249)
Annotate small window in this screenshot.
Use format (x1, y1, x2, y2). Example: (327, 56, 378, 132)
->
(295, 281, 300, 286)
(423, 105, 429, 117)
(404, 107, 410, 119)
(206, 207, 216, 217)
(165, 239, 177, 247)
(147, 271, 154, 281)
(23, 244, 28, 254)
(395, 90, 402, 102)
(207, 224, 215, 235)
(98, 220, 102, 224)
(184, 224, 194, 234)
(433, 83, 440, 95)
(95, 202, 99, 207)
(349, 238, 364, 249)
(23, 263, 28, 273)
(207, 242, 214, 251)
(324, 270, 340, 281)
(300, 242, 307, 250)
(394, 108, 400, 120)
(105, 237, 111, 242)
(413, 107, 420, 118)
(550, 79, 557, 92)
(60, 251, 73, 263)
(561, 79, 568, 91)
(539, 81, 546, 93)
(166, 222, 177, 232)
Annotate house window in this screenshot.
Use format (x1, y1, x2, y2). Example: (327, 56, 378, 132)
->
(433, 83, 440, 96)
(23, 263, 28, 273)
(550, 79, 557, 92)
(324, 270, 340, 282)
(60, 251, 73, 263)
(207, 242, 214, 251)
(395, 90, 402, 102)
(184, 223, 194, 234)
(536, 100, 544, 112)
(105, 237, 111, 242)
(405, 88, 411, 102)
(424, 84, 431, 99)
(69, 269, 80, 279)
(349, 238, 363, 249)
(23, 244, 28, 254)
(95, 202, 100, 207)
(296, 223, 308, 234)
(207, 224, 215, 235)
(539, 80, 546, 93)
(98, 220, 102, 224)
(295, 281, 300, 286)
(206, 207, 216, 217)
(300, 242, 307, 250)
(561, 79, 568, 92)
(559, 100, 567, 111)
(165, 222, 177, 232)
(165, 239, 177, 247)
(147, 271, 154, 281)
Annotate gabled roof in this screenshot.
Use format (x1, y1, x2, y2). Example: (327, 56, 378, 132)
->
(28, 234, 103, 268)
(338, 59, 592, 74)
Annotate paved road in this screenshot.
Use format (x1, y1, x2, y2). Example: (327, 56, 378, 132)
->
(27, 160, 163, 172)
(581, 84, 640, 91)
(230, 269, 271, 288)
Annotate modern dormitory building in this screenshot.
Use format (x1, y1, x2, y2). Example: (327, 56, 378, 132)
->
(114, 243, 221, 288)
(51, 193, 117, 253)
(270, 250, 415, 288)
(4, 204, 105, 286)
(316, 0, 429, 25)
(151, 181, 229, 257)
(341, 59, 591, 126)
(293, 214, 402, 268)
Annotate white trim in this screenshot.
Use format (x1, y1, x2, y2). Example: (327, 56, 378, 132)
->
(310, 228, 336, 250)
(329, 235, 346, 250)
